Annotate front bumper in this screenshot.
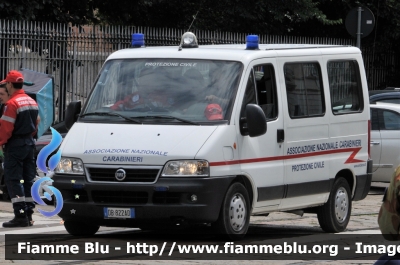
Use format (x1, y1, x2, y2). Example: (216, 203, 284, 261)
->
(53, 174, 235, 227)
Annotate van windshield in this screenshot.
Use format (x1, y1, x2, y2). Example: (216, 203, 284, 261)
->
(82, 59, 242, 124)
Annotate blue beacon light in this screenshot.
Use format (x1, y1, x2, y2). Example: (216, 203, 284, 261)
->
(246, 35, 259, 50)
(131, 33, 144, 48)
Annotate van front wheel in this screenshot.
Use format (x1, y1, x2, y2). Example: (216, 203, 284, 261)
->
(317, 177, 351, 233)
(64, 221, 100, 236)
(214, 182, 250, 240)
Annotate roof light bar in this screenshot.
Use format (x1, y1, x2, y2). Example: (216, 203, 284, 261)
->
(180, 32, 198, 48)
(131, 33, 145, 48)
(246, 35, 259, 50)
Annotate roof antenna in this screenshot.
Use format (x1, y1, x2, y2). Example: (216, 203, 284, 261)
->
(187, 11, 199, 32)
(179, 11, 199, 51)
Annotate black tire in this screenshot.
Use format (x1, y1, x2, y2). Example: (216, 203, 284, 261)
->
(317, 177, 351, 233)
(214, 182, 250, 240)
(64, 221, 100, 236)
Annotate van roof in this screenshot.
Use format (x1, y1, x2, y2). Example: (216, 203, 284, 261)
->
(107, 44, 361, 63)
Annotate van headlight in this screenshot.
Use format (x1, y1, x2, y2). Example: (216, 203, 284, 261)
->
(54, 157, 85, 175)
(162, 160, 209, 177)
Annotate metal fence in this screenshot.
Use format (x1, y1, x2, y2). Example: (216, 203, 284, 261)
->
(0, 20, 398, 122)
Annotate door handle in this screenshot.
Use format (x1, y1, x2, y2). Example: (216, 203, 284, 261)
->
(277, 129, 284, 143)
(370, 141, 380, 146)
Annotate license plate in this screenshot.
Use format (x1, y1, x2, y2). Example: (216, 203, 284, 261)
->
(103, 207, 135, 219)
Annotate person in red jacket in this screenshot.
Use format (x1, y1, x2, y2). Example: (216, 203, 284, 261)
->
(0, 70, 39, 228)
(0, 83, 9, 104)
(0, 83, 10, 115)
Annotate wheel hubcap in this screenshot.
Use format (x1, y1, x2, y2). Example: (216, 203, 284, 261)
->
(229, 193, 246, 232)
(335, 187, 348, 223)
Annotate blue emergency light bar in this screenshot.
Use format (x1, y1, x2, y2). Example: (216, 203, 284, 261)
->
(246, 35, 259, 50)
(131, 33, 145, 48)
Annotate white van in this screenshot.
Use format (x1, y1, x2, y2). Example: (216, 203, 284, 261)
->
(54, 32, 372, 240)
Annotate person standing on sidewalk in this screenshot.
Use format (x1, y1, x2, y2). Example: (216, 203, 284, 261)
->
(0, 70, 39, 228)
(0, 82, 10, 113)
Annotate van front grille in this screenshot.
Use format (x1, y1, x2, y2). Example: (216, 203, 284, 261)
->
(87, 168, 160, 182)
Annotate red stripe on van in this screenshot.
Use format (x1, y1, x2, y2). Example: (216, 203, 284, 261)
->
(344, 147, 364, 163)
(209, 147, 365, 166)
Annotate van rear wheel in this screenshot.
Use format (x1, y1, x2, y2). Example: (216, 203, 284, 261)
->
(317, 177, 351, 233)
(64, 220, 100, 236)
(214, 182, 250, 240)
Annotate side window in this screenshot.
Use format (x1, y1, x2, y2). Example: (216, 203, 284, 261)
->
(328, 60, 363, 114)
(86, 61, 122, 112)
(240, 69, 256, 118)
(381, 110, 400, 130)
(254, 64, 278, 120)
(284, 62, 325, 118)
(370, 108, 380, 130)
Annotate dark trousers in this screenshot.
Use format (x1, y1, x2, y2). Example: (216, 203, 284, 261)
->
(375, 253, 400, 264)
(4, 144, 36, 217)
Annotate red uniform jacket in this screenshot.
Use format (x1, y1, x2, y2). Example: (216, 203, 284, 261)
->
(0, 89, 39, 146)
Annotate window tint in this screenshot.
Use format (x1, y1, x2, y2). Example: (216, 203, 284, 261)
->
(381, 110, 400, 130)
(328, 60, 363, 114)
(370, 108, 379, 130)
(284, 62, 325, 118)
(240, 64, 278, 122)
(240, 69, 256, 118)
(254, 64, 278, 120)
(239, 70, 256, 135)
(84, 59, 242, 123)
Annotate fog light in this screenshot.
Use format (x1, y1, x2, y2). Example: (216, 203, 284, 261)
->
(190, 194, 197, 202)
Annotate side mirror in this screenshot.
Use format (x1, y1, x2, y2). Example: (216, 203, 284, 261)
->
(240, 104, 267, 137)
(65, 101, 81, 130)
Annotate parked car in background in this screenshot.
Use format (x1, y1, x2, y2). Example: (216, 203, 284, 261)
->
(370, 103, 400, 182)
(384, 87, 400, 90)
(369, 90, 400, 104)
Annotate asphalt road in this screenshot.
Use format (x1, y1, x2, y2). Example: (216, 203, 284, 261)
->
(0, 183, 389, 265)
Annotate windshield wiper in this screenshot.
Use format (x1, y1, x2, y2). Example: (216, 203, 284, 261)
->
(133, 115, 200, 125)
(80, 112, 141, 124)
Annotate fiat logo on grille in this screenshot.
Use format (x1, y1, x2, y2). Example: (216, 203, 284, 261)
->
(115, 169, 126, 181)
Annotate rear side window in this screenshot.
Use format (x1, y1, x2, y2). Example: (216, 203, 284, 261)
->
(371, 108, 400, 130)
(370, 108, 379, 130)
(284, 62, 325, 118)
(328, 60, 364, 114)
(381, 109, 400, 130)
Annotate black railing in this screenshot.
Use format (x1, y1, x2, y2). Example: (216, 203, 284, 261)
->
(0, 20, 397, 121)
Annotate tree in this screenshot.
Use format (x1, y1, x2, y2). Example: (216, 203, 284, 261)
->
(94, 0, 341, 35)
(3, 0, 400, 58)
(2, 0, 400, 47)
(0, 0, 97, 112)
(0, 0, 97, 25)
